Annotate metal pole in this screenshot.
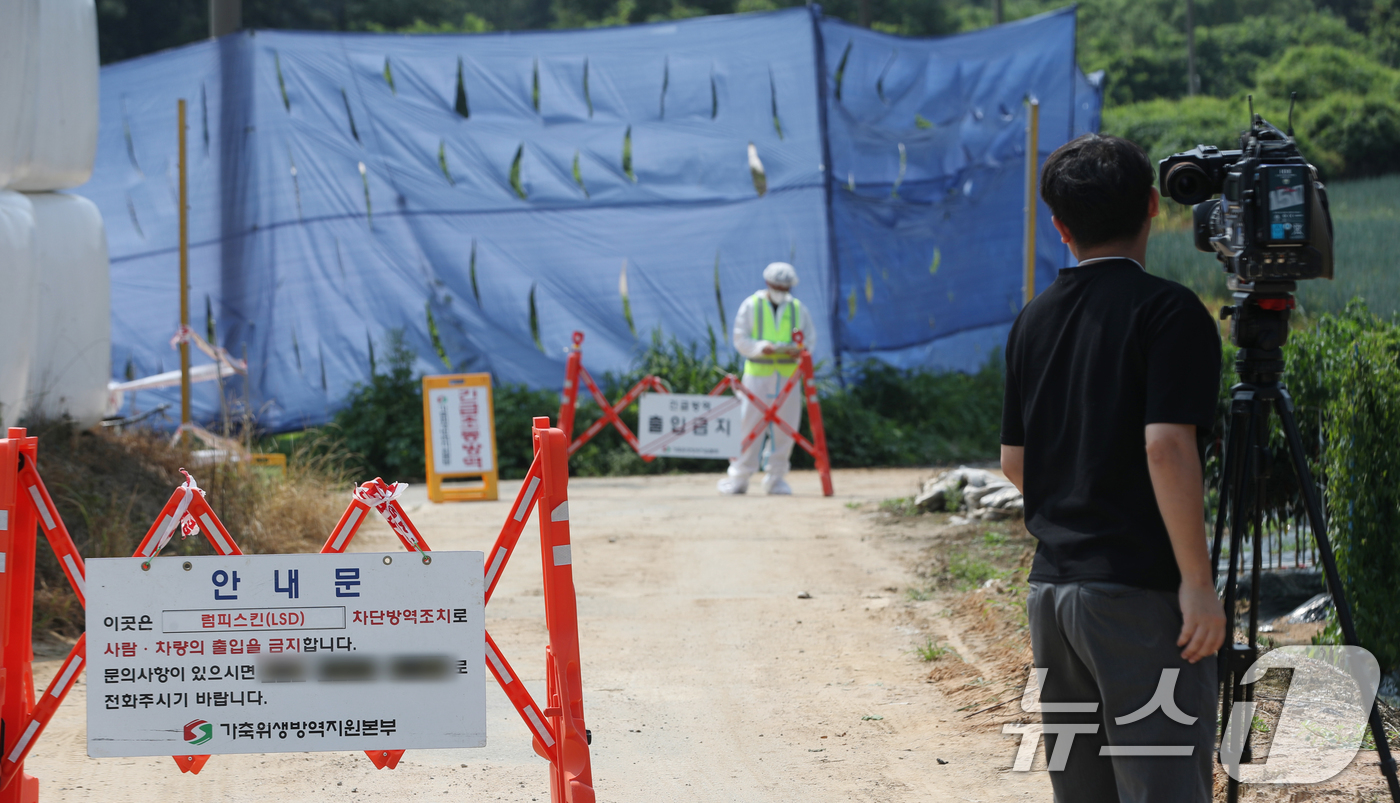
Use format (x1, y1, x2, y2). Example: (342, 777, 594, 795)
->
(994, 0, 1003, 24)
(178, 99, 191, 442)
(1024, 97, 1040, 307)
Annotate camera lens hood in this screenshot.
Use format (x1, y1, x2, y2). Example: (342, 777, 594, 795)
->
(1165, 162, 1213, 206)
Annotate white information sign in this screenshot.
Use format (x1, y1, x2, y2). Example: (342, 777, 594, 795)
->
(428, 385, 494, 474)
(85, 551, 485, 757)
(636, 392, 743, 458)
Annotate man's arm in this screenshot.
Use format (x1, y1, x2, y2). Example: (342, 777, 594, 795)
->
(731, 296, 770, 359)
(1144, 423, 1225, 663)
(1001, 445, 1024, 493)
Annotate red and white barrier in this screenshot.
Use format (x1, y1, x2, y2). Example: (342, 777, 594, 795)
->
(0, 419, 595, 803)
(557, 330, 833, 495)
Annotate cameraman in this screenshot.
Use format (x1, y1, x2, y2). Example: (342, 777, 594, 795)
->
(1000, 134, 1226, 802)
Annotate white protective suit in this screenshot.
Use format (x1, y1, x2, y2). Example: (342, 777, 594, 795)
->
(727, 290, 817, 487)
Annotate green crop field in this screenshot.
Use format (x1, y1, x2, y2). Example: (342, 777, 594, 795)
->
(1148, 174, 1400, 317)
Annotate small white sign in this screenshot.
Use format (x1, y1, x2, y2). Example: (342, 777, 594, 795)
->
(85, 551, 485, 757)
(636, 392, 743, 459)
(428, 386, 494, 474)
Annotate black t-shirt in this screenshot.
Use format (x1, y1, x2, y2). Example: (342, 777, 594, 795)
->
(1000, 259, 1221, 592)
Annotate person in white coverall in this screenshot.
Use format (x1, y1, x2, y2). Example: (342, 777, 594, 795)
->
(717, 262, 816, 496)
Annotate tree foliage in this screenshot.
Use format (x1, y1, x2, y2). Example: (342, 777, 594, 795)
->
(100, 0, 1400, 179)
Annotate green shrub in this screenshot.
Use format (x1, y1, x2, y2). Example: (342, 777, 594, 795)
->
(332, 332, 425, 483)
(1105, 42, 1400, 181)
(1321, 325, 1400, 670)
(1256, 45, 1400, 104)
(1298, 93, 1400, 179)
(326, 327, 1007, 482)
(1103, 95, 1248, 166)
(494, 383, 566, 479)
(1374, 0, 1400, 68)
(798, 357, 1004, 468)
(1206, 303, 1400, 671)
(1194, 14, 1367, 99)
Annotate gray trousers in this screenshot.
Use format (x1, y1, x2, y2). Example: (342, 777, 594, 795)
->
(1027, 582, 1217, 803)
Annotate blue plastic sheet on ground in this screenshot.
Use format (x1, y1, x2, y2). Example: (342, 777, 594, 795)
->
(81, 7, 1097, 431)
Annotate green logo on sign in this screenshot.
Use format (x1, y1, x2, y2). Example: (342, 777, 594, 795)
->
(183, 719, 213, 746)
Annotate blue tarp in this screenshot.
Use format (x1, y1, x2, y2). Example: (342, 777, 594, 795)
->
(820, 9, 1087, 372)
(82, 7, 1098, 431)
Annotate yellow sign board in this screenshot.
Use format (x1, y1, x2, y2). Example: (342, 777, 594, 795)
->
(249, 452, 287, 477)
(421, 373, 498, 503)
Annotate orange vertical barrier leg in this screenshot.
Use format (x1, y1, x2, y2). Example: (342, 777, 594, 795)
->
(532, 417, 594, 803)
(316, 478, 425, 770)
(797, 347, 834, 497)
(484, 455, 544, 603)
(124, 470, 248, 774)
(558, 332, 584, 442)
(0, 429, 39, 803)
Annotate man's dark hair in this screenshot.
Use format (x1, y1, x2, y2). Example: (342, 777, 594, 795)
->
(1040, 134, 1154, 249)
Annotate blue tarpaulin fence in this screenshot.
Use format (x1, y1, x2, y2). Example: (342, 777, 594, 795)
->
(81, 6, 1098, 432)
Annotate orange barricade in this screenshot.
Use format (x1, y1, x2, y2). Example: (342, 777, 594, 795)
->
(0, 428, 90, 803)
(558, 330, 834, 496)
(0, 418, 594, 803)
(707, 332, 834, 496)
(558, 331, 667, 459)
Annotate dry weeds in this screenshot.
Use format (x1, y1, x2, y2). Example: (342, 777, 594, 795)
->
(18, 419, 350, 637)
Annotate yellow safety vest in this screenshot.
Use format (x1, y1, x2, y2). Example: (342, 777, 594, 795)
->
(744, 291, 802, 378)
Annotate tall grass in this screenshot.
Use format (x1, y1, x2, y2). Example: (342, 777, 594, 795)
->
(1148, 174, 1400, 316)
(22, 418, 347, 636)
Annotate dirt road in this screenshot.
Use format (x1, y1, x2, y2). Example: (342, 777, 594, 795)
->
(26, 468, 1054, 802)
(22, 468, 1394, 801)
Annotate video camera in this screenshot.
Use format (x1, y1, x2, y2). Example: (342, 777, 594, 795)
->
(1158, 103, 1333, 282)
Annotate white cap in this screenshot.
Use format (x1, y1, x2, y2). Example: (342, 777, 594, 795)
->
(763, 261, 798, 288)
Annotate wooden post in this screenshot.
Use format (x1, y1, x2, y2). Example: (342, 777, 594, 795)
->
(178, 99, 191, 442)
(1024, 96, 1040, 307)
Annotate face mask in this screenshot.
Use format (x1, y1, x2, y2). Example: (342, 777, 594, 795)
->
(767, 289, 791, 305)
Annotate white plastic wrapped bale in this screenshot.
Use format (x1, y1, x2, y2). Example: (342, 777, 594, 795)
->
(25, 192, 110, 427)
(0, 1, 37, 188)
(0, 0, 99, 191)
(0, 192, 37, 427)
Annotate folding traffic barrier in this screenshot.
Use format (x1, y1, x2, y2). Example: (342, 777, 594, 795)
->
(706, 332, 833, 496)
(0, 418, 594, 803)
(558, 331, 667, 460)
(322, 417, 593, 799)
(0, 428, 93, 803)
(558, 330, 833, 496)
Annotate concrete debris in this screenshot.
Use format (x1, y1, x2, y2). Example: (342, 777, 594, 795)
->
(914, 466, 1023, 520)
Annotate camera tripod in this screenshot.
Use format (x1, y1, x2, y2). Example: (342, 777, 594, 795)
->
(1212, 281, 1400, 803)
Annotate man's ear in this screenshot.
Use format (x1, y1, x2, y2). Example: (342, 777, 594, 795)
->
(1051, 216, 1074, 246)
(1148, 186, 1160, 219)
